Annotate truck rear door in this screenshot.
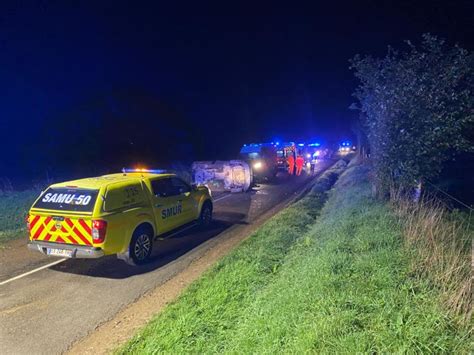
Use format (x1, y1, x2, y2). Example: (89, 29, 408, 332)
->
(29, 187, 98, 246)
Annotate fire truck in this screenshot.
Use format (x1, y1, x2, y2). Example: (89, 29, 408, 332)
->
(276, 142, 296, 171)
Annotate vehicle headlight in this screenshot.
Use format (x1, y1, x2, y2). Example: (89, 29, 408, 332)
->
(253, 161, 263, 170)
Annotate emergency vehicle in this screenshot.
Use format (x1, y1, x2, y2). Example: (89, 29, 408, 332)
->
(27, 169, 213, 265)
(239, 143, 279, 182)
(339, 141, 355, 154)
(276, 142, 296, 171)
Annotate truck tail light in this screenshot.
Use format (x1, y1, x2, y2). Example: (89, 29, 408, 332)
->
(26, 214, 31, 233)
(92, 220, 107, 243)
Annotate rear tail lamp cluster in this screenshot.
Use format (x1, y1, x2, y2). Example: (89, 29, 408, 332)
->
(26, 214, 31, 233)
(92, 220, 107, 243)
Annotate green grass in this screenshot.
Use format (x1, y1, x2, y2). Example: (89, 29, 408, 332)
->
(0, 190, 40, 245)
(119, 162, 471, 354)
(391, 186, 473, 321)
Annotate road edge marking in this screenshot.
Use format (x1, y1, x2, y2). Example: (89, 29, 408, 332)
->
(0, 258, 66, 286)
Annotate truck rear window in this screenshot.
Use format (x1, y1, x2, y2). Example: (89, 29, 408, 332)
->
(33, 187, 99, 212)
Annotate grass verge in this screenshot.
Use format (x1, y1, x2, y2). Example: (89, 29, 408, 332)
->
(0, 190, 39, 245)
(119, 162, 471, 353)
(392, 191, 472, 322)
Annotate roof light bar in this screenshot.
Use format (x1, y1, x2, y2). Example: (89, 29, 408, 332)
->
(122, 168, 167, 174)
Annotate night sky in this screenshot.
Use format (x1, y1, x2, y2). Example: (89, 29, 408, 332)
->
(1, 1, 473, 182)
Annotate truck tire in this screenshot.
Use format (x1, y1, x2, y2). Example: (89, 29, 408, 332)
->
(129, 226, 153, 265)
(199, 201, 213, 228)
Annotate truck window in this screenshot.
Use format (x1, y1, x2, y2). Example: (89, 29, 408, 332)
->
(151, 178, 173, 197)
(103, 183, 145, 211)
(169, 177, 191, 195)
(33, 187, 99, 212)
(151, 178, 190, 197)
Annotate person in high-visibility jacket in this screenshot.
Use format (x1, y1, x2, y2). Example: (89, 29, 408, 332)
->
(295, 155, 304, 176)
(287, 154, 295, 175)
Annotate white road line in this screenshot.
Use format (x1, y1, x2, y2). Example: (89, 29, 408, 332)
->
(2, 194, 235, 286)
(214, 194, 232, 202)
(0, 258, 66, 286)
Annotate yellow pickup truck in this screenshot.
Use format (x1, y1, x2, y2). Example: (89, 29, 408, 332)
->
(27, 169, 213, 265)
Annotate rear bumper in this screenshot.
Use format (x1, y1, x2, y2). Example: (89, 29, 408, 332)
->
(28, 241, 105, 259)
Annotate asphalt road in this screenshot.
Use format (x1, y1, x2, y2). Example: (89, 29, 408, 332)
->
(0, 163, 330, 355)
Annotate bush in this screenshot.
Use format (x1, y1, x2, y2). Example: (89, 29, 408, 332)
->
(351, 34, 474, 195)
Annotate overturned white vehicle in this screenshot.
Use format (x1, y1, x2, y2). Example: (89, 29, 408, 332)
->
(191, 160, 252, 193)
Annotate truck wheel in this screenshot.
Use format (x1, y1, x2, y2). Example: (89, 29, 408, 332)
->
(129, 226, 153, 265)
(199, 202, 213, 228)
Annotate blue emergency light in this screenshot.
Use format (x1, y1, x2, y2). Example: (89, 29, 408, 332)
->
(122, 168, 168, 174)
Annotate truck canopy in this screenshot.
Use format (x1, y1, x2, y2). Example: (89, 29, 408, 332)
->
(33, 187, 99, 213)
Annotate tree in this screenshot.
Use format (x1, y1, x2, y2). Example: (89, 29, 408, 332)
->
(350, 34, 474, 197)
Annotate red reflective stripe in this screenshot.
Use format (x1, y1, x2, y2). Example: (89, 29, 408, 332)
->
(55, 236, 65, 243)
(64, 234, 79, 244)
(73, 227, 91, 246)
(65, 218, 74, 228)
(44, 216, 52, 226)
(50, 225, 57, 232)
(61, 226, 68, 233)
(30, 215, 41, 229)
(33, 224, 44, 240)
(43, 233, 52, 241)
(78, 219, 92, 235)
